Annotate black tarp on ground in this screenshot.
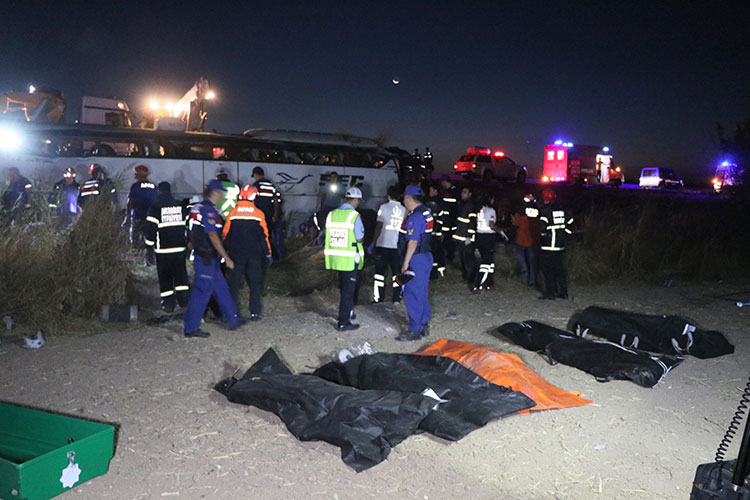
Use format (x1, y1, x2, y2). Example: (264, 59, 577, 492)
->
(313, 352, 536, 441)
(215, 348, 534, 471)
(494, 321, 683, 388)
(573, 306, 734, 359)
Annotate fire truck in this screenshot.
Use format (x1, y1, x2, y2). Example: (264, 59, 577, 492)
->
(542, 141, 623, 186)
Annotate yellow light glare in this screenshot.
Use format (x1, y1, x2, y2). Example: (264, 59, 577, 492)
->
(149, 100, 159, 110)
(206, 90, 215, 100)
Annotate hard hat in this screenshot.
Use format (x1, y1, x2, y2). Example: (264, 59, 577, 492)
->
(239, 185, 259, 201)
(542, 188, 556, 203)
(207, 179, 227, 192)
(63, 167, 76, 178)
(134, 164, 150, 175)
(89, 163, 103, 175)
(404, 184, 424, 196)
(216, 166, 229, 176)
(345, 187, 363, 199)
(523, 194, 535, 203)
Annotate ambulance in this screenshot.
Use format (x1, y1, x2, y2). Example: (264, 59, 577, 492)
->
(542, 141, 623, 186)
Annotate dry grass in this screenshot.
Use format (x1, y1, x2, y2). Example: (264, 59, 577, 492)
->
(564, 188, 750, 283)
(0, 193, 132, 333)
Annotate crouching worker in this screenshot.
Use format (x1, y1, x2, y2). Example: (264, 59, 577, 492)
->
(183, 180, 243, 338)
(145, 182, 190, 313)
(222, 185, 272, 321)
(395, 185, 434, 341)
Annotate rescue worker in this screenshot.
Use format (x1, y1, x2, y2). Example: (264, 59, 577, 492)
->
(369, 185, 404, 304)
(222, 185, 272, 321)
(474, 193, 500, 292)
(78, 163, 116, 208)
(424, 182, 446, 279)
(439, 175, 459, 263)
(49, 167, 80, 224)
(395, 184, 433, 341)
(2, 167, 32, 218)
(144, 182, 190, 313)
(183, 180, 243, 338)
(251, 166, 284, 260)
(215, 167, 240, 217)
(126, 165, 157, 251)
(538, 188, 573, 300)
(452, 185, 478, 288)
(324, 187, 365, 332)
(512, 194, 540, 288)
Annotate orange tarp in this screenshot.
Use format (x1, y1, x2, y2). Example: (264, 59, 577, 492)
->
(416, 338, 592, 414)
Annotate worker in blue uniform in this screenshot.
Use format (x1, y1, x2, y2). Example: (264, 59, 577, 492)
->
(183, 179, 243, 338)
(395, 184, 434, 341)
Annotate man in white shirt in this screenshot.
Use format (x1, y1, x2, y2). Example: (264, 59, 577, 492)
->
(369, 186, 405, 303)
(473, 193, 502, 292)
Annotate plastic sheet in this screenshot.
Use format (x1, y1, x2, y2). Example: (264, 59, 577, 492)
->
(415, 338, 592, 413)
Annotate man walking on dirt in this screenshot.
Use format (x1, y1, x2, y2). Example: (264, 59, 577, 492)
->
(183, 180, 243, 338)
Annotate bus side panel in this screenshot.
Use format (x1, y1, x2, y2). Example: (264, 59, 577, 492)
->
(238, 161, 321, 227)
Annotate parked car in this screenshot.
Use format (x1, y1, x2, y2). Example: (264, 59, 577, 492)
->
(454, 146, 527, 183)
(639, 167, 683, 189)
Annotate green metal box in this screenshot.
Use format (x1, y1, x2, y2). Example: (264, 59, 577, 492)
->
(0, 403, 115, 500)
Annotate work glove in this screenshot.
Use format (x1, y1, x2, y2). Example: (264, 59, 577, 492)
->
(266, 255, 273, 267)
(367, 243, 375, 255)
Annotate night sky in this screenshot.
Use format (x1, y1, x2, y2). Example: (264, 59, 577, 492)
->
(2, 1, 749, 181)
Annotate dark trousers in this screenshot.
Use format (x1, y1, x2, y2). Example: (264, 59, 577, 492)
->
(227, 258, 263, 316)
(515, 244, 539, 286)
(404, 253, 433, 333)
(373, 247, 402, 303)
(130, 219, 148, 249)
(338, 269, 359, 325)
(430, 234, 446, 278)
(540, 250, 568, 297)
(459, 242, 477, 284)
(183, 257, 240, 334)
(474, 233, 495, 288)
(156, 251, 190, 312)
(442, 231, 456, 262)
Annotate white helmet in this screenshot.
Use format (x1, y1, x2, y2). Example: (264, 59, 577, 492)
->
(345, 187, 363, 199)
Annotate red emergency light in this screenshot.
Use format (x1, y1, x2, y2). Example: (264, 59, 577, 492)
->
(467, 146, 491, 155)
(494, 151, 505, 157)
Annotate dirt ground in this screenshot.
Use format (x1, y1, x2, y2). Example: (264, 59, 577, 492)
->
(1, 267, 748, 500)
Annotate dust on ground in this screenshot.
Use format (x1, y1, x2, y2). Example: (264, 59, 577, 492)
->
(0, 269, 748, 500)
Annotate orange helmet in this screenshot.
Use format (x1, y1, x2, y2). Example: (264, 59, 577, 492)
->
(88, 163, 102, 175)
(239, 185, 258, 201)
(63, 167, 76, 178)
(542, 188, 556, 203)
(134, 165, 149, 175)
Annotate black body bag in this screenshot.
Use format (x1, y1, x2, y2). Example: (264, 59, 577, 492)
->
(313, 352, 535, 441)
(494, 321, 683, 388)
(573, 306, 734, 359)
